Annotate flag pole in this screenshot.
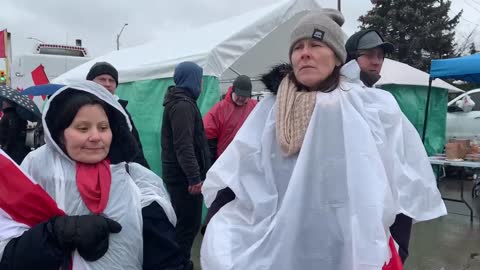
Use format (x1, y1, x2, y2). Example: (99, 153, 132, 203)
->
(5, 30, 11, 87)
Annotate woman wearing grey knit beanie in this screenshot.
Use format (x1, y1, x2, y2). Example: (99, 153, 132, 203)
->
(201, 9, 446, 270)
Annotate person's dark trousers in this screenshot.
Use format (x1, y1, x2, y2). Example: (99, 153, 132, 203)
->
(389, 213, 413, 263)
(142, 202, 188, 270)
(166, 182, 203, 260)
(201, 187, 235, 235)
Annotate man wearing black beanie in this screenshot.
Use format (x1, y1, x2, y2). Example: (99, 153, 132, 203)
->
(87, 61, 150, 168)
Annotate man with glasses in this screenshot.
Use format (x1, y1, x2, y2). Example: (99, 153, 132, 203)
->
(203, 75, 257, 165)
(346, 30, 413, 264)
(200, 75, 257, 234)
(345, 29, 394, 87)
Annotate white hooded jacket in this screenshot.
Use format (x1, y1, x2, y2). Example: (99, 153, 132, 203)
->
(13, 81, 176, 270)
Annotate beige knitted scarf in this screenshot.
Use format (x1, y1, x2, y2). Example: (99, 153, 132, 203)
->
(276, 77, 317, 156)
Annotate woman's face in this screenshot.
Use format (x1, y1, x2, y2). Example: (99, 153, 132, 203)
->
(291, 39, 340, 90)
(63, 104, 112, 164)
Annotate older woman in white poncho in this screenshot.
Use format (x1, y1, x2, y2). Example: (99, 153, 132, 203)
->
(200, 9, 447, 270)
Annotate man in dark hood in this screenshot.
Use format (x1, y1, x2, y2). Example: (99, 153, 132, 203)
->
(345, 29, 394, 87)
(86, 61, 150, 169)
(172, 62, 203, 99)
(347, 30, 413, 264)
(161, 61, 210, 269)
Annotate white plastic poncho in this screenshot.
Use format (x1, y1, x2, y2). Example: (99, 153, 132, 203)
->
(1, 81, 176, 270)
(200, 62, 447, 270)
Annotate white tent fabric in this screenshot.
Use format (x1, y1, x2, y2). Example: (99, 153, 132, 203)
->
(54, 0, 321, 85)
(377, 58, 463, 93)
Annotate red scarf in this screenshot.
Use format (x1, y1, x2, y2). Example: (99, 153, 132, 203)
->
(75, 159, 111, 214)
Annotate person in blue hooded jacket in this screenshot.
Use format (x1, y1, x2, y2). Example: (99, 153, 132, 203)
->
(161, 62, 211, 268)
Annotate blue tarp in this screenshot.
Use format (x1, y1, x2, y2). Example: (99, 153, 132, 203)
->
(430, 54, 480, 82)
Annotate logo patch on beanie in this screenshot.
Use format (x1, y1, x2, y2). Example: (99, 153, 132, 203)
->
(312, 29, 325, 41)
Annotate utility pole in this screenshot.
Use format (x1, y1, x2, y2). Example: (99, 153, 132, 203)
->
(116, 23, 128, 51)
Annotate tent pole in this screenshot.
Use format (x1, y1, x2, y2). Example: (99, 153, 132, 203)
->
(422, 79, 433, 143)
(228, 67, 241, 76)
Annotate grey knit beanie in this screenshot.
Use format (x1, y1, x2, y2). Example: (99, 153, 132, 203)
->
(289, 9, 347, 64)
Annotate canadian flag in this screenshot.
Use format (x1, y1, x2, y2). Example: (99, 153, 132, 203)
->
(11, 67, 48, 108)
(31, 64, 50, 101)
(31, 64, 49, 86)
(0, 149, 64, 229)
(383, 238, 403, 270)
(0, 150, 74, 267)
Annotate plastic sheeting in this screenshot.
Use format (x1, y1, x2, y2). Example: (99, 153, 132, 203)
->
(200, 62, 446, 270)
(115, 76, 221, 177)
(380, 85, 448, 156)
(455, 95, 475, 113)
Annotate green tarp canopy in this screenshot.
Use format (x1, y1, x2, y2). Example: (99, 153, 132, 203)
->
(380, 85, 448, 156)
(377, 59, 463, 155)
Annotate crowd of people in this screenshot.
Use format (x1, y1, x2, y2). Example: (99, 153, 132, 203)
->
(0, 8, 446, 270)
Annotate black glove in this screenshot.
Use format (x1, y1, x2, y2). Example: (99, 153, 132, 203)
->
(50, 215, 122, 261)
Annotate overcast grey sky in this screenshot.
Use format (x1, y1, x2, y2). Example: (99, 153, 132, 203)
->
(0, 0, 478, 58)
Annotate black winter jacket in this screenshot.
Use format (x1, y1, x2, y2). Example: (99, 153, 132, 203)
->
(118, 99, 150, 169)
(161, 87, 210, 186)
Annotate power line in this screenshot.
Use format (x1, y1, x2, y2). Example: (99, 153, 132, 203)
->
(465, 0, 480, 14)
(451, 2, 480, 26)
(461, 17, 480, 27)
(470, 0, 480, 6)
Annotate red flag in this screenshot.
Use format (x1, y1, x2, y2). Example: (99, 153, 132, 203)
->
(0, 150, 71, 268)
(0, 150, 65, 227)
(0, 30, 5, 58)
(31, 64, 49, 86)
(382, 237, 403, 270)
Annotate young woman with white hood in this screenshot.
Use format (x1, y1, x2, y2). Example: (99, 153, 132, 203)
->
(0, 81, 190, 270)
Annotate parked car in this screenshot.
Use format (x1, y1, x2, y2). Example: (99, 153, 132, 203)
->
(447, 88, 480, 140)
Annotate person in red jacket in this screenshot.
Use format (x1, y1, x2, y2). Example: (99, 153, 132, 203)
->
(203, 75, 257, 164)
(201, 75, 257, 234)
